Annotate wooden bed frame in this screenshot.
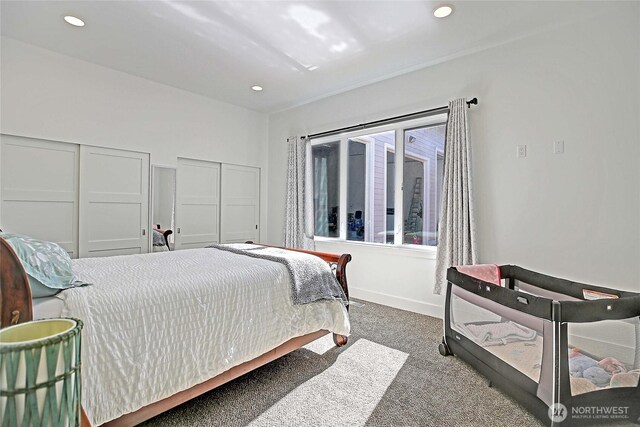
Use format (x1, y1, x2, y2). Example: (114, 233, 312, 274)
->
(0, 237, 351, 426)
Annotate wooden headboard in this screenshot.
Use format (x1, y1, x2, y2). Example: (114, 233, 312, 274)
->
(0, 236, 33, 328)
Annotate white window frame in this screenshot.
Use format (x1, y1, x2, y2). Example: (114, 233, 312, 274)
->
(309, 113, 447, 250)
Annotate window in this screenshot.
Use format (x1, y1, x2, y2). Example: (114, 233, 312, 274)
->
(312, 142, 340, 238)
(345, 131, 394, 243)
(403, 124, 446, 246)
(347, 139, 366, 241)
(310, 114, 447, 247)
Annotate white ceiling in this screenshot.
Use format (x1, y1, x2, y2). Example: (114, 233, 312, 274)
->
(1, 1, 610, 113)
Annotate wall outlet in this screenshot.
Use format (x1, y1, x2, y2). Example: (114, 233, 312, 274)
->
(517, 145, 527, 158)
(554, 140, 565, 154)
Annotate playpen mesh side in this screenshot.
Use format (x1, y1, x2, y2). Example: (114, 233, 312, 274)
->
(515, 280, 640, 396)
(513, 277, 640, 397)
(450, 286, 547, 385)
(566, 317, 640, 396)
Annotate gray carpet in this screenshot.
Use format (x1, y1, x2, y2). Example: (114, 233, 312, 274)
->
(140, 301, 549, 426)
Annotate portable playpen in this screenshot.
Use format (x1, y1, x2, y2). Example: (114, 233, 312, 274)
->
(440, 265, 640, 426)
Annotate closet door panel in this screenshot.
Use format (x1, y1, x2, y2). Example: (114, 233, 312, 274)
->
(175, 158, 220, 250)
(79, 146, 149, 258)
(2, 201, 76, 254)
(85, 154, 145, 196)
(0, 135, 79, 257)
(86, 202, 143, 248)
(220, 164, 260, 244)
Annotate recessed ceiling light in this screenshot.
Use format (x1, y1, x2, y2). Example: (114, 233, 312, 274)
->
(433, 6, 453, 18)
(251, 85, 263, 91)
(64, 15, 85, 27)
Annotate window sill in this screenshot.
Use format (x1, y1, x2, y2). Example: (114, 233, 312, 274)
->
(313, 236, 437, 260)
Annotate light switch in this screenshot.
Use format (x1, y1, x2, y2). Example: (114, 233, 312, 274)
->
(554, 140, 564, 154)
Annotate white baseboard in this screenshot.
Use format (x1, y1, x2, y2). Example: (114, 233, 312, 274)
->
(350, 287, 444, 319)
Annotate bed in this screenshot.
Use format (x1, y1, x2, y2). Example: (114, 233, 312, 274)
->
(0, 236, 351, 426)
(440, 265, 640, 426)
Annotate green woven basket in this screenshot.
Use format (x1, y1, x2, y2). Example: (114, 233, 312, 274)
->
(1, 318, 82, 427)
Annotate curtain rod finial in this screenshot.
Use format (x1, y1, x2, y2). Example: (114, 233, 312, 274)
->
(466, 98, 478, 108)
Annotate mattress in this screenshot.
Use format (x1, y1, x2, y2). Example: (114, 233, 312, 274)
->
(58, 248, 350, 425)
(452, 321, 543, 382)
(32, 295, 64, 319)
(481, 335, 543, 382)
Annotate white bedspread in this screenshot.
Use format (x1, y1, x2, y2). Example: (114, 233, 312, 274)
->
(60, 248, 350, 425)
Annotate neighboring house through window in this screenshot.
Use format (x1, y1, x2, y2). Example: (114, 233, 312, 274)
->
(310, 113, 446, 248)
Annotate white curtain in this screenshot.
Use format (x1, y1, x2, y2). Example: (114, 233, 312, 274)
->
(434, 98, 478, 294)
(284, 136, 315, 250)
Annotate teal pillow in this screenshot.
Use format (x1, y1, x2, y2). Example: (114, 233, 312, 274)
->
(0, 232, 76, 297)
(28, 274, 62, 298)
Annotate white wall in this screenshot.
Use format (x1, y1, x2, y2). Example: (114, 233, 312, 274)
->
(267, 5, 640, 317)
(0, 36, 269, 241)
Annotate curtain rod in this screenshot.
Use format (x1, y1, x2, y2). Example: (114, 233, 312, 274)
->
(303, 97, 478, 140)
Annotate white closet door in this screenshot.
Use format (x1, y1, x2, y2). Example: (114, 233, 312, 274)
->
(220, 164, 260, 243)
(79, 146, 149, 258)
(0, 135, 79, 257)
(175, 158, 220, 250)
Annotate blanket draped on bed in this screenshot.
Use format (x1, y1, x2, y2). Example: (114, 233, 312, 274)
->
(208, 243, 348, 305)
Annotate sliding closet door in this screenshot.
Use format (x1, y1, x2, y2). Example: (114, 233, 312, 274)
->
(220, 164, 260, 243)
(79, 146, 150, 258)
(0, 135, 79, 257)
(175, 158, 220, 250)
